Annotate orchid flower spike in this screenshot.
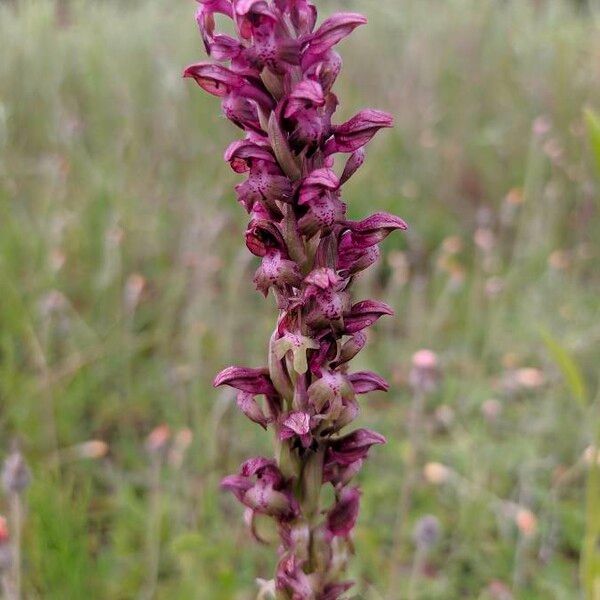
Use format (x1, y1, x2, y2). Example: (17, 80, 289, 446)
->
(185, 0, 406, 594)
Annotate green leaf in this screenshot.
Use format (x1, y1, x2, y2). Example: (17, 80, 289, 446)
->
(584, 108, 600, 179)
(582, 450, 600, 600)
(540, 328, 587, 408)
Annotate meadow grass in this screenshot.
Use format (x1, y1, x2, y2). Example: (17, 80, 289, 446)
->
(0, 0, 599, 597)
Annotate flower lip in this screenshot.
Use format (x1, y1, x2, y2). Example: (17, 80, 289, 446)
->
(240, 456, 278, 478)
(224, 138, 275, 172)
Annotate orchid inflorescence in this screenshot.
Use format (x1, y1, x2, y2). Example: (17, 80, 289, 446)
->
(184, 1, 406, 597)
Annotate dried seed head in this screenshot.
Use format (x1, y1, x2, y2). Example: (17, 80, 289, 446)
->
(412, 515, 441, 550)
(2, 450, 31, 495)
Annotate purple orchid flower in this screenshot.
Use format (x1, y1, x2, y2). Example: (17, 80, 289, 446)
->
(185, 0, 406, 593)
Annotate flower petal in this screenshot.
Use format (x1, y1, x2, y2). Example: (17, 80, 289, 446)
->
(348, 370, 389, 394)
(307, 12, 367, 57)
(326, 487, 361, 537)
(214, 365, 277, 396)
(344, 300, 394, 334)
(327, 109, 394, 154)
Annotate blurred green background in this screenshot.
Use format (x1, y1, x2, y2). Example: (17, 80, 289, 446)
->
(1, 0, 599, 598)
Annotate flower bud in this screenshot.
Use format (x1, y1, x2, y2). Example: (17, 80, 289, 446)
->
(340, 149, 365, 184)
(335, 332, 367, 366)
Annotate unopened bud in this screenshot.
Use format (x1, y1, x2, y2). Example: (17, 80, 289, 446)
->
(0, 517, 8, 544)
(145, 424, 171, 455)
(486, 580, 514, 600)
(514, 367, 545, 390)
(0, 516, 12, 572)
(481, 398, 502, 423)
(124, 273, 146, 314)
(515, 508, 537, 537)
(410, 349, 441, 393)
(583, 446, 600, 467)
(2, 450, 31, 494)
(76, 440, 109, 459)
(423, 462, 451, 485)
(168, 428, 193, 469)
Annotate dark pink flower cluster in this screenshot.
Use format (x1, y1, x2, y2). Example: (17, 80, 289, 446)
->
(185, 1, 406, 596)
